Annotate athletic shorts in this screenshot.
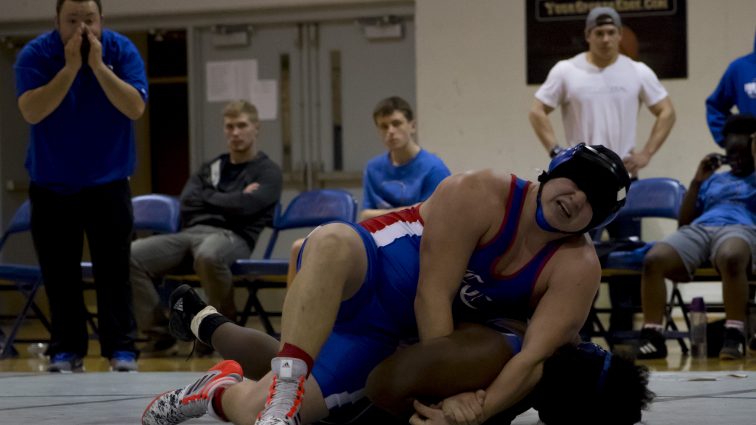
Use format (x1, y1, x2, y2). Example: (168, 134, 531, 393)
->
(304, 220, 526, 417)
(661, 224, 756, 279)
(304, 221, 422, 413)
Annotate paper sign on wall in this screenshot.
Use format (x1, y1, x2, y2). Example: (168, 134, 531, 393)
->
(205, 59, 258, 102)
(205, 59, 279, 121)
(249, 80, 278, 121)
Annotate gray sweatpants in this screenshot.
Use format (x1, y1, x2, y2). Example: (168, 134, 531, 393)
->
(130, 225, 251, 333)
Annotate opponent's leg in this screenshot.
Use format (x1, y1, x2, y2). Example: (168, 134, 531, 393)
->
(142, 360, 243, 425)
(168, 284, 278, 380)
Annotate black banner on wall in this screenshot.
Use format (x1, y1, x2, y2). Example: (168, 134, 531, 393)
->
(526, 0, 687, 84)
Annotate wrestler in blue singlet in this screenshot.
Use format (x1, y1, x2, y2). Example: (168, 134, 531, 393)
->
(308, 175, 563, 413)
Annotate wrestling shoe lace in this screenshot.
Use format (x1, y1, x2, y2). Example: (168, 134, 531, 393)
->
(255, 358, 306, 425)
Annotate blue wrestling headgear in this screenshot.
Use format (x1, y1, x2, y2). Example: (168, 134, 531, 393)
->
(577, 342, 613, 392)
(536, 143, 630, 234)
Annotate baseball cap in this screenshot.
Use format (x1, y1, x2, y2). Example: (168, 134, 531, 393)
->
(585, 7, 622, 32)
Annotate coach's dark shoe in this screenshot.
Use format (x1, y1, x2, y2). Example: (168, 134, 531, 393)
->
(636, 327, 667, 359)
(168, 284, 209, 342)
(719, 327, 745, 360)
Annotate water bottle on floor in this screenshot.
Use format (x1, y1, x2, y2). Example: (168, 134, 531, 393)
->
(27, 342, 48, 359)
(689, 297, 707, 359)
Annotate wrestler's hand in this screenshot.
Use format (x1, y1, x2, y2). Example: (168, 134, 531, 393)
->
(440, 390, 486, 425)
(410, 391, 486, 425)
(409, 400, 447, 425)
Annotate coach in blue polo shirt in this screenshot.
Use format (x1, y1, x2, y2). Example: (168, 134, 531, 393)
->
(14, 0, 147, 372)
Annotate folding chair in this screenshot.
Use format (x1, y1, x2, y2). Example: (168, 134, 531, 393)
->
(0, 200, 49, 358)
(81, 194, 181, 279)
(78, 194, 180, 337)
(231, 189, 359, 335)
(0, 194, 181, 358)
(131, 194, 182, 235)
(589, 177, 687, 349)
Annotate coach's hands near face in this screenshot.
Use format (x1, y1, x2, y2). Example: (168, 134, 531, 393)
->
(63, 26, 84, 72)
(82, 25, 104, 69)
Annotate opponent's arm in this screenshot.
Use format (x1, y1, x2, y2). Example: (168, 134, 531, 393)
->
(366, 323, 513, 418)
(414, 172, 503, 341)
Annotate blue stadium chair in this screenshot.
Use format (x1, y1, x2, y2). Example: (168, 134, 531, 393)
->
(0, 195, 181, 358)
(231, 189, 358, 335)
(594, 177, 687, 267)
(131, 194, 182, 235)
(0, 200, 47, 358)
(81, 194, 181, 280)
(589, 178, 687, 348)
(79, 194, 180, 336)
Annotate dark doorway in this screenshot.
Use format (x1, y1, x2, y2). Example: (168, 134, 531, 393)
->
(147, 30, 189, 196)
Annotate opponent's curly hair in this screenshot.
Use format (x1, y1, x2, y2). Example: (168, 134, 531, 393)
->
(533, 344, 654, 425)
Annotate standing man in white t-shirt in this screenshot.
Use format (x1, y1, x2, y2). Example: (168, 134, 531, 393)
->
(528, 6, 676, 345)
(529, 6, 675, 174)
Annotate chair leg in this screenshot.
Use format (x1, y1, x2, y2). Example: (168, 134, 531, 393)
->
(237, 283, 278, 336)
(1, 281, 43, 358)
(237, 284, 257, 327)
(249, 288, 275, 336)
(748, 284, 756, 337)
(86, 313, 99, 337)
(589, 307, 612, 348)
(665, 283, 689, 355)
(28, 300, 52, 333)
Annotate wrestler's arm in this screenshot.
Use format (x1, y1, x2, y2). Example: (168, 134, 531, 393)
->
(414, 171, 505, 340)
(480, 240, 601, 421)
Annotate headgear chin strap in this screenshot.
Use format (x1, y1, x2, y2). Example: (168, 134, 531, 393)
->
(577, 342, 613, 393)
(535, 183, 564, 233)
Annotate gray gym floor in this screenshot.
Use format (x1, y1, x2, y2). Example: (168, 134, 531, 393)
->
(0, 371, 753, 424)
